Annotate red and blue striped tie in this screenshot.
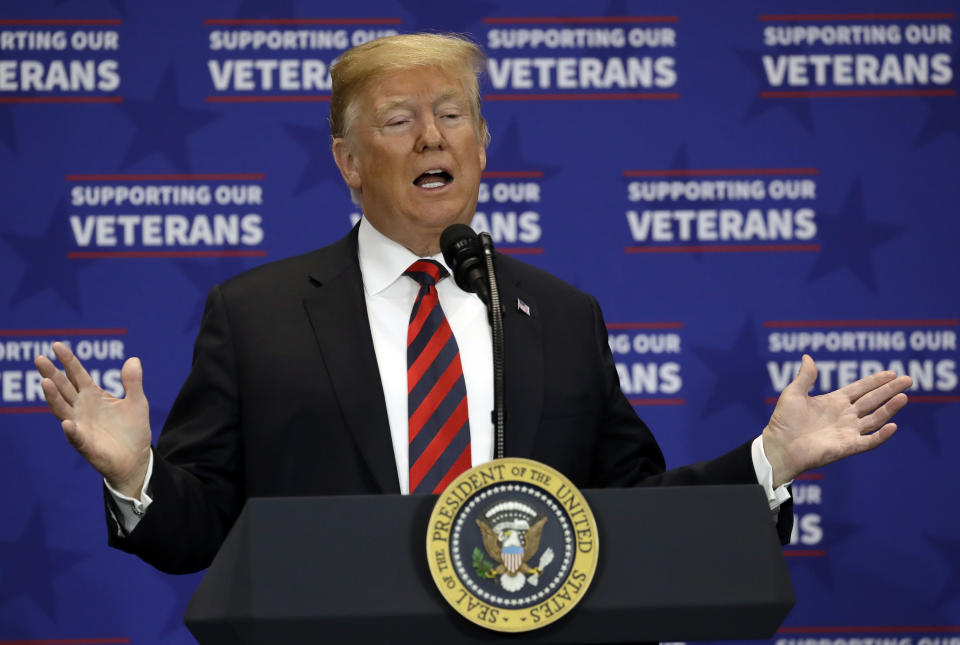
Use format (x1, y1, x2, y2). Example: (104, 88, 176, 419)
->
(405, 259, 472, 494)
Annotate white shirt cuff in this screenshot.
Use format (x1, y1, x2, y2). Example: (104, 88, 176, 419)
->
(751, 435, 792, 512)
(105, 450, 154, 535)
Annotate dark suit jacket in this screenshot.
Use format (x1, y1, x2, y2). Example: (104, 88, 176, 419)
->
(109, 226, 792, 573)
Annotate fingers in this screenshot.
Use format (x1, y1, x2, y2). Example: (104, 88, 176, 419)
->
(61, 418, 86, 452)
(34, 354, 78, 405)
(40, 376, 74, 421)
(120, 357, 145, 401)
(51, 341, 95, 392)
(858, 392, 909, 433)
(792, 354, 818, 393)
(840, 368, 898, 402)
(855, 422, 897, 453)
(854, 375, 913, 417)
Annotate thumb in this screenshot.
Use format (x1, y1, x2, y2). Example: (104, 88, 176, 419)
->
(793, 354, 818, 394)
(121, 356, 145, 401)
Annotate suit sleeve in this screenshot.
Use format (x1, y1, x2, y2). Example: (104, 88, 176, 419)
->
(106, 284, 247, 573)
(586, 295, 794, 544)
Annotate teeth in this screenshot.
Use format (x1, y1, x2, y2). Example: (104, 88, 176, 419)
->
(425, 169, 443, 174)
(421, 181, 445, 189)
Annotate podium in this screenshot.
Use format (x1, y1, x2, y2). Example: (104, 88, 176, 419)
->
(185, 485, 794, 644)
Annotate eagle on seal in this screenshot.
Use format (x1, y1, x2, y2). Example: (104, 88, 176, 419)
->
(476, 515, 549, 591)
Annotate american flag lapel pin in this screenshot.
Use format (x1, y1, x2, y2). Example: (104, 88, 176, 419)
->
(517, 298, 531, 316)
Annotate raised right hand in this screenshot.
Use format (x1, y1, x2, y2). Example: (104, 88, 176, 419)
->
(35, 341, 152, 498)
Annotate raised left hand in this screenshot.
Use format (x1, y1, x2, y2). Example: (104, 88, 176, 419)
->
(762, 354, 912, 487)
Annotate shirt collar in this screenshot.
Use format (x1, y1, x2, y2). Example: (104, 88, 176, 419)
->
(357, 217, 452, 296)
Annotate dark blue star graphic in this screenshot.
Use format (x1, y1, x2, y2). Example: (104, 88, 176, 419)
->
(0, 508, 87, 619)
(117, 65, 220, 172)
(631, 145, 715, 261)
(1, 200, 91, 313)
(693, 318, 770, 426)
(897, 394, 947, 455)
(785, 516, 859, 591)
(175, 258, 249, 331)
(53, 0, 127, 18)
(400, 0, 501, 33)
(914, 45, 960, 147)
(604, 0, 629, 14)
(0, 105, 16, 151)
(236, 0, 296, 19)
(893, 345, 953, 455)
(485, 118, 562, 179)
(576, 1, 652, 64)
(914, 96, 960, 147)
(282, 123, 342, 196)
(735, 49, 815, 132)
(926, 534, 960, 606)
(805, 181, 904, 293)
(661, 146, 710, 261)
(156, 570, 205, 637)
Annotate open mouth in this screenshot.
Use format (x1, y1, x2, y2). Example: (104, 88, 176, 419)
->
(413, 168, 453, 189)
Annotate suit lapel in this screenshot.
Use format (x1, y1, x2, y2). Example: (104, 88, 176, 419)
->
(302, 230, 400, 494)
(497, 261, 544, 459)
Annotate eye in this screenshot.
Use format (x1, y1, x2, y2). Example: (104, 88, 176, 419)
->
(385, 118, 410, 128)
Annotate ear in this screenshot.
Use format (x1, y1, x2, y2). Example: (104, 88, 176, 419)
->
(332, 137, 362, 190)
(478, 142, 486, 172)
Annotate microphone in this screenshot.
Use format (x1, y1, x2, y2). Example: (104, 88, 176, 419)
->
(440, 223, 506, 459)
(440, 223, 490, 305)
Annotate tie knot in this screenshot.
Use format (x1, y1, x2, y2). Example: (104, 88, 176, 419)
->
(404, 259, 448, 287)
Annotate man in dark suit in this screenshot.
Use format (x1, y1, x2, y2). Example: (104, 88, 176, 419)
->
(34, 34, 912, 574)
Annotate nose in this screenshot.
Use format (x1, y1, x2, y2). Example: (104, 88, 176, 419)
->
(415, 114, 445, 151)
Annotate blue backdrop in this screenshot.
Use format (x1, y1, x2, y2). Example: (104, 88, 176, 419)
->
(1, 1, 958, 644)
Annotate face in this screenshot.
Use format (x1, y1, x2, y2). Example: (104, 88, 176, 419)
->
(332, 67, 487, 256)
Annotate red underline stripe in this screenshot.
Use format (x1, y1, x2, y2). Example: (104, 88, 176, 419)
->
(0, 407, 51, 414)
(778, 626, 960, 634)
(764, 319, 958, 328)
(66, 173, 265, 181)
(628, 398, 685, 405)
(760, 13, 955, 22)
(783, 549, 826, 557)
(795, 472, 825, 480)
(0, 328, 127, 336)
(0, 639, 130, 644)
(762, 89, 956, 98)
(486, 92, 678, 101)
(498, 247, 544, 255)
(67, 250, 267, 259)
(607, 322, 684, 330)
(0, 97, 123, 104)
(203, 18, 402, 25)
(482, 171, 543, 178)
(0, 19, 123, 26)
(624, 168, 818, 177)
(206, 95, 330, 103)
(483, 16, 678, 24)
(908, 395, 960, 403)
(625, 244, 820, 253)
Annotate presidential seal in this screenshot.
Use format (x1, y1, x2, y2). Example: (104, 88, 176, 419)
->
(426, 458, 598, 632)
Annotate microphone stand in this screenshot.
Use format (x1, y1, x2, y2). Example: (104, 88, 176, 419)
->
(478, 232, 506, 460)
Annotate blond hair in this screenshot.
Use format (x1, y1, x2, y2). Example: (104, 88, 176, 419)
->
(329, 33, 490, 147)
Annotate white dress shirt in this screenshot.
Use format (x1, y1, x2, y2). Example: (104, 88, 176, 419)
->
(357, 217, 494, 493)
